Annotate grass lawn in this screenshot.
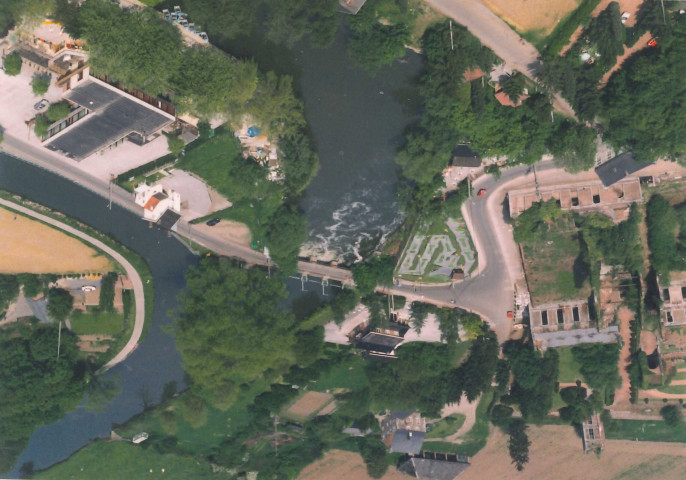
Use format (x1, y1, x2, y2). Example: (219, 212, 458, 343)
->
(70, 310, 125, 336)
(309, 354, 368, 393)
(422, 389, 493, 457)
(606, 419, 686, 443)
(34, 440, 224, 479)
(426, 414, 466, 439)
(520, 215, 590, 304)
(556, 346, 583, 383)
(657, 384, 686, 395)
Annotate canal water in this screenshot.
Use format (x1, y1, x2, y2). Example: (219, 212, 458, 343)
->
(219, 27, 424, 262)
(2, 24, 424, 477)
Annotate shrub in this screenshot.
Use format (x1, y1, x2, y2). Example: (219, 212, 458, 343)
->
(660, 404, 683, 427)
(46, 102, 71, 122)
(33, 116, 51, 138)
(3, 52, 22, 76)
(31, 73, 51, 96)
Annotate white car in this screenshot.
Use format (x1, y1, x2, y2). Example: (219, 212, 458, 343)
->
(81, 285, 96, 292)
(34, 99, 49, 111)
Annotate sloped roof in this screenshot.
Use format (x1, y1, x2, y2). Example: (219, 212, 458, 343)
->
(462, 68, 485, 83)
(451, 145, 481, 167)
(390, 430, 425, 454)
(357, 332, 404, 353)
(157, 209, 181, 231)
(398, 457, 470, 480)
(595, 152, 652, 187)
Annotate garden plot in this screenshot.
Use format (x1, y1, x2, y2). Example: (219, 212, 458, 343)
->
(398, 217, 476, 281)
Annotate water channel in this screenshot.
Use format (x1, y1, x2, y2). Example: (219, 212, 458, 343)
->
(2, 26, 425, 476)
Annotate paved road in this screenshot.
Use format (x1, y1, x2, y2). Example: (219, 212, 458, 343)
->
(0, 197, 145, 373)
(424, 0, 576, 118)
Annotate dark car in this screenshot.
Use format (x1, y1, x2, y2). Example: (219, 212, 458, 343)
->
(206, 218, 220, 226)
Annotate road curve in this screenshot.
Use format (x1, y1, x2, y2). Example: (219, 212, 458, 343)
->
(0, 197, 145, 373)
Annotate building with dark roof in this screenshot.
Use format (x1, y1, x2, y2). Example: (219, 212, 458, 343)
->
(391, 430, 426, 455)
(45, 78, 174, 160)
(398, 451, 471, 480)
(356, 331, 404, 355)
(595, 152, 652, 187)
(450, 146, 482, 168)
(381, 411, 427, 454)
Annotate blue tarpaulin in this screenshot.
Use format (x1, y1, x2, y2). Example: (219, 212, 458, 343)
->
(247, 126, 262, 137)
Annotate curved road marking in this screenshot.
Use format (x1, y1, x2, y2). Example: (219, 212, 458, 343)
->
(0, 198, 144, 373)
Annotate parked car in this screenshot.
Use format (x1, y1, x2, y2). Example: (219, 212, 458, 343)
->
(81, 285, 96, 292)
(477, 188, 487, 197)
(34, 99, 49, 111)
(206, 218, 220, 226)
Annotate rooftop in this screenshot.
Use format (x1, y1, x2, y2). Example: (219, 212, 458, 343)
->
(595, 152, 652, 187)
(45, 79, 173, 160)
(356, 332, 404, 353)
(390, 430, 426, 455)
(532, 325, 619, 349)
(398, 451, 471, 480)
(451, 145, 482, 168)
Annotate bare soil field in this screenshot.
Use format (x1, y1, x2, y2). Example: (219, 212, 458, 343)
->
(460, 425, 686, 480)
(0, 207, 113, 274)
(641, 330, 658, 354)
(297, 449, 408, 480)
(614, 307, 634, 405)
(192, 220, 251, 247)
(284, 391, 334, 421)
(480, 0, 581, 35)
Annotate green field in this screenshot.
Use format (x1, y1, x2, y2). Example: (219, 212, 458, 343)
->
(606, 419, 686, 443)
(556, 346, 583, 383)
(422, 389, 493, 457)
(426, 414, 466, 439)
(70, 310, 125, 336)
(34, 440, 224, 480)
(657, 384, 686, 395)
(309, 354, 368, 393)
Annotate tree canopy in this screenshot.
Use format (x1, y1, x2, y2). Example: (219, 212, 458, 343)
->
(174, 257, 298, 399)
(3, 52, 22, 76)
(47, 287, 73, 322)
(352, 255, 396, 295)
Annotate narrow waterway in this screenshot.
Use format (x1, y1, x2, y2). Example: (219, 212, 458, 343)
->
(220, 28, 425, 261)
(0, 153, 331, 476)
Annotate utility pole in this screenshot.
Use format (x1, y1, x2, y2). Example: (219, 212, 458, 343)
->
(533, 165, 540, 198)
(449, 21, 454, 51)
(57, 320, 62, 359)
(108, 174, 114, 210)
(660, 0, 666, 24)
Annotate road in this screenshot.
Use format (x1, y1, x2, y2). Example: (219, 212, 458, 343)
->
(424, 0, 576, 118)
(0, 197, 145, 373)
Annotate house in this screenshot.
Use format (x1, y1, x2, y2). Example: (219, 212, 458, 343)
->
(398, 451, 471, 479)
(582, 413, 605, 453)
(338, 0, 368, 14)
(356, 331, 405, 357)
(595, 152, 652, 187)
(462, 68, 485, 83)
(443, 145, 483, 186)
(134, 183, 182, 230)
(381, 411, 427, 454)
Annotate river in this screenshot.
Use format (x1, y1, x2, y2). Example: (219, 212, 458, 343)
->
(2, 25, 424, 477)
(219, 27, 425, 262)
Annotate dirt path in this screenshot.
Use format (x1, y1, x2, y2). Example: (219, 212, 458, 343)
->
(599, 32, 652, 86)
(0, 198, 146, 374)
(614, 306, 634, 405)
(459, 424, 686, 480)
(641, 330, 658, 354)
(440, 394, 479, 442)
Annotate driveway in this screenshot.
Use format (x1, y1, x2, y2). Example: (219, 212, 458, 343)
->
(424, 0, 576, 117)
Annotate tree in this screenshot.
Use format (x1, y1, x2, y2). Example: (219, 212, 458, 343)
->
(0, 275, 19, 313)
(166, 133, 185, 158)
(352, 255, 396, 296)
(31, 73, 51, 96)
(507, 419, 531, 471)
(266, 204, 307, 274)
(47, 287, 73, 322)
(3, 52, 22, 76)
(197, 121, 212, 139)
(33, 115, 51, 138)
(490, 404, 514, 427)
(331, 288, 360, 323)
(294, 326, 324, 367)
(264, 0, 340, 48)
(174, 257, 297, 392)
(182, 393, 208, 428)
(645, 194, 682, 276)
(660, 404, 683, 427)
(247, 71, 305, 139)
(501, 72, 526, 103)
(279, 130, 320, 196)
(410, 301, 431, 333)
(79, 0, 182, 95)
(358, 437, 389, 478)
(46, 102, 71, 122)
(171, 47, 258, 118)
(549, 121, 598, 173)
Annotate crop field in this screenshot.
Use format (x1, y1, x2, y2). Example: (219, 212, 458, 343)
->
(480, 0, 581, 36)
(282, 391, 335, 422)
(0, 206, 112, 274)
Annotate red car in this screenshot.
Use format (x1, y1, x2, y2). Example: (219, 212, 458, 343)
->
(477, 189, 487, 197)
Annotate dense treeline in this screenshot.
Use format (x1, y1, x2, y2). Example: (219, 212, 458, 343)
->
(645, 194, 684, 279)
(0, 321, 86, 472)
(396, 22, 598, 207)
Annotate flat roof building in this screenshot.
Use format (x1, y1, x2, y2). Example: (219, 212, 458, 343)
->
(45, 78, 174, 160)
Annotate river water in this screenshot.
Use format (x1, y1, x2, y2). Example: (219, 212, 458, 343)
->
(220, 28, 424, 262)
(2, 26, 424, 477)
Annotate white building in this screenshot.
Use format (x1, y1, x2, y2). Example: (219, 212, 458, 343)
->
(134, 183, 182, 230)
